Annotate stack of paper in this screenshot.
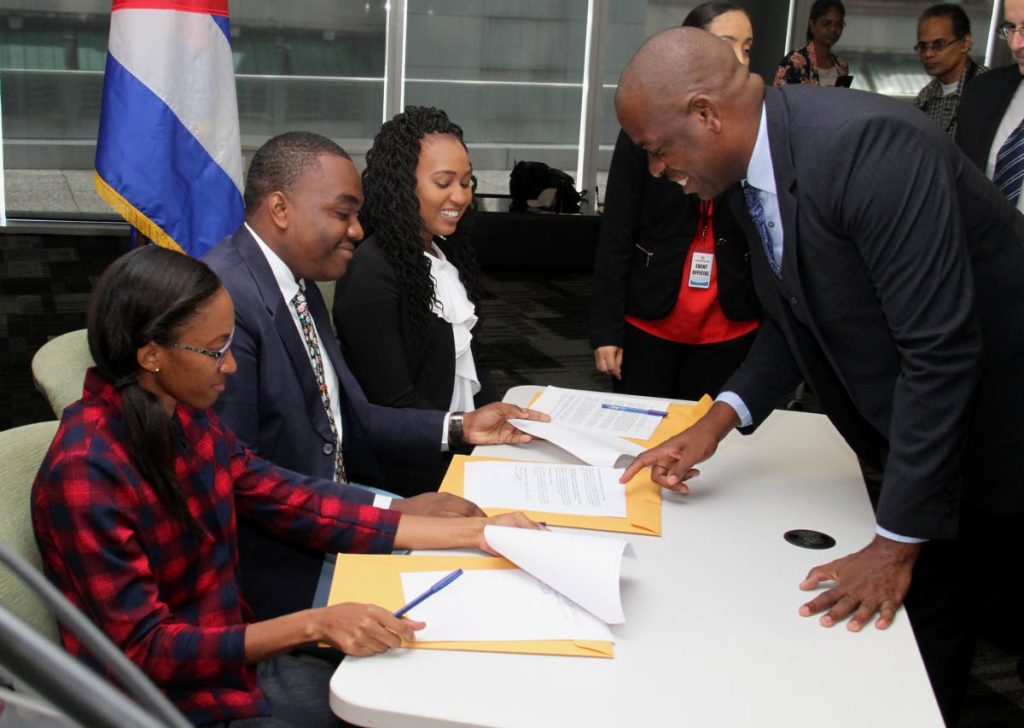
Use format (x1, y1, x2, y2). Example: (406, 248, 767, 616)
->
(329, 526, 632, 657)
(511, 386, 713, 466)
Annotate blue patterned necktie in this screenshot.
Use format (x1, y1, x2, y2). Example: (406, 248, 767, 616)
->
(290, 282, 346, 483)
(992, 117, 1024, 205)
(742, 182, 782, 276)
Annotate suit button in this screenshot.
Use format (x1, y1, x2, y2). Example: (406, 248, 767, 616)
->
(789, 296, 798, 306)
(322, 443, 334, 455)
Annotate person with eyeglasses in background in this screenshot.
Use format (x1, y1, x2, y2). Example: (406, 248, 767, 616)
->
(957, 0, 1024, 216)
(774, 0, 849, 87)
(913, 4, 986, 137)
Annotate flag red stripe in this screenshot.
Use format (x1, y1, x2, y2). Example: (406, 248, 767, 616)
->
(111, 0, 229, 16)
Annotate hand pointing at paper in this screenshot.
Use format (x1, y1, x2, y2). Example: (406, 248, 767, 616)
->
(619, 401, 740, 492)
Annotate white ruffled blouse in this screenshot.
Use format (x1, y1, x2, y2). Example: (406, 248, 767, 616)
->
(426, 242, 481, 411)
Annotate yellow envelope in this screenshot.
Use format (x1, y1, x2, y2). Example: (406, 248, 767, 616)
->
(628, 394, 714, 448)
(440, 454, 661, 535)
(329, 553, 613, 658)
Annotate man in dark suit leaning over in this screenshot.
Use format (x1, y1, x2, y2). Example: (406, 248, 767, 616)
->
(617, 28, 1024, 724)
(203, 132, 546, 623)
(957, 0, 1024, 211)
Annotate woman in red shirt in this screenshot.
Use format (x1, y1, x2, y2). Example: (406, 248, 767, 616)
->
(591, 2, 760, 401)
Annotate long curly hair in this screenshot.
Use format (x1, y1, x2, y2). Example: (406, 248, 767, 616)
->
(360, 106, 484, 349)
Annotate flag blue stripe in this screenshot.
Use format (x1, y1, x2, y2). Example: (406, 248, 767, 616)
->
(95, 52, 243, 256)
(211, 15, 230, 44)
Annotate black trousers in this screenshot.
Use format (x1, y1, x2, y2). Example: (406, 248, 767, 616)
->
(900, 506, 1024, 727)
(615, 323, 757, 401)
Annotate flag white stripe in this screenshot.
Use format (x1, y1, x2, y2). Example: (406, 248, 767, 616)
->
(108, 8, 243, 192)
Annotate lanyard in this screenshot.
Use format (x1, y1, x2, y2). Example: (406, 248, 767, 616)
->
(698, 199, 714, 251)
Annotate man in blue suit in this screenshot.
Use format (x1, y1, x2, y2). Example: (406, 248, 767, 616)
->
(204, 132, 544, 621)
(616, 27, 1024, 723)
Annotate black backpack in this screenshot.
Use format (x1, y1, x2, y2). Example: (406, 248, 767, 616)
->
(508, 161, 583, 213)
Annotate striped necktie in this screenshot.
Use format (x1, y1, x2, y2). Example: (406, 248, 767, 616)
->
(992, 117, 1024, 205)
(742, 182, 782, 276)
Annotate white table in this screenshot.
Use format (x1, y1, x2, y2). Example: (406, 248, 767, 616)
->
(330, 387, 942, 727)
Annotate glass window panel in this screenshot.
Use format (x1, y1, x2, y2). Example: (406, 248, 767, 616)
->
(595, 1, 696, 188)
(1, 0, 387, 218)
(405, 0, 588, 194)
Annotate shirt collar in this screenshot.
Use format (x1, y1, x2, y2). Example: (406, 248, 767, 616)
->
(246, 222, 302, 302)
(744, 102, 777, 195)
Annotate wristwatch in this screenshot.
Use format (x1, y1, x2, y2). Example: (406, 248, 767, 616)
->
(448, 412, 465, 448)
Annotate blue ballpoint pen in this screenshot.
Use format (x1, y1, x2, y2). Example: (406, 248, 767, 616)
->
(601, 403, 669, 417)
(394, 568, 464, 618)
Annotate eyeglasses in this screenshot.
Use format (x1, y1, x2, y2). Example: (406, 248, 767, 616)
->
(998, 23, 1024, 40)
(913, 36, 965, 54)
(171, 328, 234, 371)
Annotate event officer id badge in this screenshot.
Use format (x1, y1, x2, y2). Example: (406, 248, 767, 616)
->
(688, 252, 714, 289)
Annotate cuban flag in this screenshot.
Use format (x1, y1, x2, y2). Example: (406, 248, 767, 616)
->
(94, 0, 244, 257)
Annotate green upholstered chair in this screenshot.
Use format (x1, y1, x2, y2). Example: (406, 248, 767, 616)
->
(0, 420, 61, 643)
(31, 329, 93, 418)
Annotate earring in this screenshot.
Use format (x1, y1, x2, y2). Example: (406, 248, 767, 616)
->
(154, 367, 160, 373)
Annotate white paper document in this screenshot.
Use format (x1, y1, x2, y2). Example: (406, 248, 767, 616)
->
(398, 526, 630, 642)
(530, 385, 671, 440)
(400, 570, 613, 642)
(507, 418, 644, 467)
(464, 461, 627, 518)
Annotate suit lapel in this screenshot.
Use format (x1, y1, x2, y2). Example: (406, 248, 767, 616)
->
(233, 228, 336, 443)
(763, 88, 804, 289)
(981, 68, 1023, 163)
(301, 282, 372, 438)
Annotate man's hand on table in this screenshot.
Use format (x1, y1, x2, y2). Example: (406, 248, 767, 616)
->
(463, 403, 550, 445)
(390, 492, 486, 518)
(619, 401, 739, 492)
(799, 534, 921, 631)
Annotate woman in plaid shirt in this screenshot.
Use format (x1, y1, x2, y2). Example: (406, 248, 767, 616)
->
(32, 246, 536, 727)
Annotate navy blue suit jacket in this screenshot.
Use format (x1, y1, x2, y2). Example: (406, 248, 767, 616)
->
(203, 225, 446, 619)
(724, 86, 1024, 539)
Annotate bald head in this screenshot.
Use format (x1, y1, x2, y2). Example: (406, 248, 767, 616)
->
(617, 27, 754, 126)
(614, 27, 763, 200)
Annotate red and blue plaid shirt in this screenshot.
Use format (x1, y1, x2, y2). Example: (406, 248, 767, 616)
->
(32, 369, 400, 725)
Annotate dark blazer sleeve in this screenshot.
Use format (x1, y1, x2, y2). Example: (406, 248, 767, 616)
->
(721, 316, 803, 429)
(825, 116, 980, 537)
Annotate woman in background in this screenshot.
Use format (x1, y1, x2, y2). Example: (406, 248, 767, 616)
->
(334, 106, 495, 414)
(774, 0, 848, 87)
(32, 245, 533, 728)
(590, 2, 760, 401)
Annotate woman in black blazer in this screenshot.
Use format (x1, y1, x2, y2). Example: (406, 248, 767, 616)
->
(590, 2, 760, 401)
(334, 106, 496, 414)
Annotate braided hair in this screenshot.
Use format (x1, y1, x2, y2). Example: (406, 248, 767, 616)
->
(360, 106, 484, 349)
